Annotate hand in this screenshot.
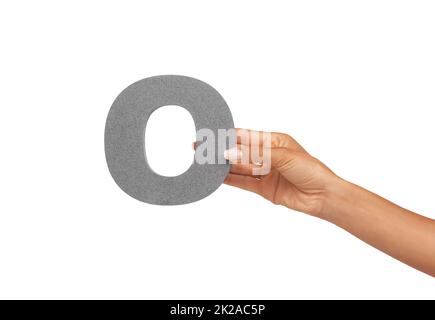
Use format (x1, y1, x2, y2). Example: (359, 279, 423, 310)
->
(224, 128, 338, 217)
(224, 128, 435, 277)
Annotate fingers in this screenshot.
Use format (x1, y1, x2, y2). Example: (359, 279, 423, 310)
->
(193, 128, 302, 177)
(224, 173, 263, 194)
(193, 128, 305, 153)
(230, 163, 262, 176)
(228, 147, 297, 176)
(224, 143, 294, 175)
(223, 146, 244, 162)
(235, 128, 306, 151)
(269, 147, 295, 169)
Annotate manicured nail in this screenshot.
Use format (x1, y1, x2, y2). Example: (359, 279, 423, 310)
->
(224, 147, 242, 161)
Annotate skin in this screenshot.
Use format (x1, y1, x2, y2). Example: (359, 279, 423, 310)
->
(224, 128, 435, 277)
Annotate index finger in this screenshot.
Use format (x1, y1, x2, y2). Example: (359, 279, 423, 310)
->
(235, 128, 306, 152)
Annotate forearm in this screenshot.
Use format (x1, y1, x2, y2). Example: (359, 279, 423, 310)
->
(320, 177, 435, 277)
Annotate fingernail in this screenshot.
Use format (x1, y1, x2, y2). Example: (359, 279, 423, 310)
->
(224, 147, 242, 161)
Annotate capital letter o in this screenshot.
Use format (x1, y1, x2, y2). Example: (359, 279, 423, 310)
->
(104, 75, 234, 205)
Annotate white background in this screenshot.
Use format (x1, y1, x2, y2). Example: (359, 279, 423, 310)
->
(1, 1, 434, 299)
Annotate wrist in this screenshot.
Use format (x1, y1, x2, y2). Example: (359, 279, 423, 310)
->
(318, 175, 355, 222)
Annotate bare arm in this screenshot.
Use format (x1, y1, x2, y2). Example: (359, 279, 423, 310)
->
(323, 178, 435, 276)
(224, 128, 435, 277)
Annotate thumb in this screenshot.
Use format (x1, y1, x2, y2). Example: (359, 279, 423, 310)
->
(269, 148, 296, 169)
(266, 147, 300, 171)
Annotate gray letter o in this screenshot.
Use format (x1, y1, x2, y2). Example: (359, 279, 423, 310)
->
(104, 75, 234, 205)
